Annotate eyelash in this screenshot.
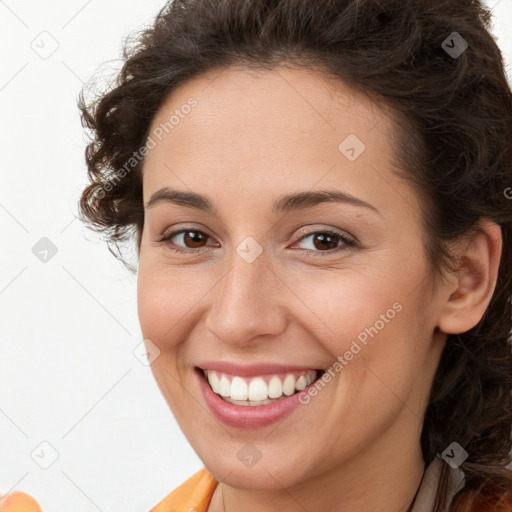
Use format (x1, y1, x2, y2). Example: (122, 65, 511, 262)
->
(157, 227, 357, 257)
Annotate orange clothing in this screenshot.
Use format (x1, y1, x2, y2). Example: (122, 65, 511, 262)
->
(0, 491, 42, 512)
(0, 471, 217, 512)
(150, 467, 218, 512)
(0, 473, 217, 512)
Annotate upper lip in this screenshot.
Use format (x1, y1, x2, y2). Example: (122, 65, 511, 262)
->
(196, 361, 323, 377)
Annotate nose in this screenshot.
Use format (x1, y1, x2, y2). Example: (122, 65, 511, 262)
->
(205, 248, 288, 347)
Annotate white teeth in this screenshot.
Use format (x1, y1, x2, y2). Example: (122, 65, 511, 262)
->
(248, 377, 268, 401)
(224, 397, 276, 407)
(208, 371, 220, 394)
(205, 369, 319, 403)
(305, 372, 316, 386)
(218, 374, 231, 397)
(230, 376, 248, 401)
(282, 374, 296, 396)
(268, 375, 282, 399)
(295, 375, 307, 390)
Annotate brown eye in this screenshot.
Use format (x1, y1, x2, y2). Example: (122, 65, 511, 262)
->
(159, 229, 217, 253)
(180, 230, 208, 248)
(310, 233, 340, 251)
(293, 230, 356, 256)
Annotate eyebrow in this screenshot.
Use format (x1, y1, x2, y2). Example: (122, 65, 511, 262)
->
(145, 187, 380, 216)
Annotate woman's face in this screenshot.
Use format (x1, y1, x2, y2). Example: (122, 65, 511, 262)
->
(137, 66, 448, 490)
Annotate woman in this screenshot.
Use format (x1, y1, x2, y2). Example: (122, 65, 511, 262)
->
(77, 0, 512, 511)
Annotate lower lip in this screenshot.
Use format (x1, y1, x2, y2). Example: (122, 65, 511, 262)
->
(195, 368, 313, 429)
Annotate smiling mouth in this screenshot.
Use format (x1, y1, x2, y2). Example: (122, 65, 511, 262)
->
(197, 367, 325, 406)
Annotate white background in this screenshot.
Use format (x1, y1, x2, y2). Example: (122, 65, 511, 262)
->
(1, 0, 511, 510)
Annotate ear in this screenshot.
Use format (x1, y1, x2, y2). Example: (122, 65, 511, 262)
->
(437, 219, 502, 334)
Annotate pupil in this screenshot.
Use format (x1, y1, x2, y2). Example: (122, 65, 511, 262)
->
(314, 234, 337, 251)
(187, 231, 205, 247)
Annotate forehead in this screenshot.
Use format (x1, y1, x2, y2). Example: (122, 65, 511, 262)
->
(146, 64, 389, 142)
(141, 65, 402, 206)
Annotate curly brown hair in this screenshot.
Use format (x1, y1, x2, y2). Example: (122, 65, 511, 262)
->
(78, 0, 512, 510)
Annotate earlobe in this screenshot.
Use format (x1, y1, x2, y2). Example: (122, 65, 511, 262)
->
(437, 219, 502, 335)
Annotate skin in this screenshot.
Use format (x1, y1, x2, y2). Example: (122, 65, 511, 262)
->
(136, 65, 502, 512)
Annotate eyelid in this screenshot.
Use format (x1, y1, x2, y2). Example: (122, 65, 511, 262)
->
(293, 226, 357, 245)
(159, 226, 218, 249)
(158, 224, 357, 255)
(290, 227, 356, 255)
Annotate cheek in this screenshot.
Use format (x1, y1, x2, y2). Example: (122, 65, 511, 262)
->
(295, 265, 430, 389)
(137, 261, 185, 346)
(136, 263, 202, 414)
(289, 269, 407, 346)
(136, 257, 217, 353)
(329, 292, 433, 425)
